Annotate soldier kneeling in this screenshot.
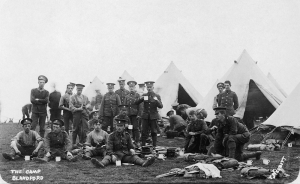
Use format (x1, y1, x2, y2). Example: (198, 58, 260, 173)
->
(3, 118, 44, 161)
(33, 119, 78, 162)
(82, 120, 109, 160)
(91, 118, 155, 168)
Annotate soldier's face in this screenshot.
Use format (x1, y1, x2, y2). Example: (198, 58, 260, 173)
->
(116, 124, 125, 132)
(93, 113, 99, 120)
(121, 109, 127, 116)
(147, 86, 154, 92)
(94, 123, 102, 131)
(119, 83, 125, 89)
(76, 88, 83, 95)
(23, 124, 31, 133)
(53, 124, 61, 133)
(189, 114, 197, 121)
(215, 111, 225, 121)
(38, 80, 45, 88)
(67, 86, 73, 93)
(217, 86, 224, 93)
(129, 86, 135, 92)
(224, 83, 231, 90)
(108, 87, 114, 93)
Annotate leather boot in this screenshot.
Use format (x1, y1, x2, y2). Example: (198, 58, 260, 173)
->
(227, 141, 236, 159)
(91, 158, 105, 168)
(134, 157, 155, 167)
(2, 152, 16, 161)
(242, 151, 262, 161)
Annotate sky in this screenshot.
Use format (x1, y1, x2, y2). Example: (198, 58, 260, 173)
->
(0, 0, 300, 121)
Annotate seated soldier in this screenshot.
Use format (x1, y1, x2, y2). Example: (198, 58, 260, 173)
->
(213, 107, 261, 161)
(184, 109, 208, 154)
(82, 120, 109, 160)
(88, 109, 100, 132)
(113, 105, 131, 134)
(2, 118, 44, 161)
(33, 119, 78, 162)
(90, 118, 155, 168)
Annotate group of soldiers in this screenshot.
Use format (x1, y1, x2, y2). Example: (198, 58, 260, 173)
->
(3, 75, 262, 170)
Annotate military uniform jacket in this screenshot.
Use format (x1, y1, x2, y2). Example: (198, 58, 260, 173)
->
(106, 131, 134, 156)
(30, 88, 49, 113)
(91, 94, 103, 110)
(115, 89, 130, 105)
(223, 116, 249, 135)
(44, 131, 71, 152)
(124, 91, 142, 116)
(135, 92, 163, 120)
(217, 90, 239, 115)
(187, 119, 208, 135)
(99, 92, 121, 117)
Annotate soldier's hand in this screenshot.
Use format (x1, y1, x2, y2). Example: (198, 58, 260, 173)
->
(130, 149, 135, 155)
(111, 155, 117, 163)
(189, 132, 196, 136)
(32, 149, 38, 155)
(35, 98, 39, 101)
(211, 126, 218, 130)
(15, 150, 21, 155)
(45, 152, 51, 157)
(67, 151, 73, 159)
(153, 96, 158, 101)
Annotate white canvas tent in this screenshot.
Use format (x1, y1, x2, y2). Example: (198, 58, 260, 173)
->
(154, 61, 203, 117)
(83, 76, 107, 101)
(197, 50, 286, 128)
(263, 82, 300, 134)
(267, 72, 288, 98)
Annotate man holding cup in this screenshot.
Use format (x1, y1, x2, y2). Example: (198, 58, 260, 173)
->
(90, 118, 155, 168)
(33, 119, 78, 162)
(134, 81, 163, 149)
(2, 118, 44, 161)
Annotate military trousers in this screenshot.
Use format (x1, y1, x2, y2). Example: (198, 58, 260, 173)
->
(141, 118, 158, 147)
(11, 143, 44, 158)
(50, 109, 62, 121)
(63, 111, 73, 135)
(100, 152, 144, 166)
(31, 113, 47, 138)
(227, 132, 250, 160)
(185, 134, 209, 153)
(102, 116, 114, 133)
(72, 111, 89, 144)
(129, 115, 140, 143)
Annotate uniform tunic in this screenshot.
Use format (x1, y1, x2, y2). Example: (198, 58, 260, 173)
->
(217, 89, 239, 116)
(44, 131, 71, 159)
(185, 119, 209, 153)
(59, 93, 73, 134)
(91, 94, 103, 110)
(115, 89, 130, 105)
(49, 90, 62, 120)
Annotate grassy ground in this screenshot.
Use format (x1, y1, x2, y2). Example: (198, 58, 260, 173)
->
(0, 123, 299, 184)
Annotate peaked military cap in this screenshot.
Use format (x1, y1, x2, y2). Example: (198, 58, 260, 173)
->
(76, 84, 85, 89)
(138, 83, 145, 87)
(21, 118, 33, 125)
(118, 104, 128, 110)
(117, 77, 126, 83)
(38, 75, 48, 83)
(127, 81, 137, 86)
(115, 118, 127, 126)
(106, 83, 115, 87)
(145, 81, 155, 87)
(52, 119, 64, 127)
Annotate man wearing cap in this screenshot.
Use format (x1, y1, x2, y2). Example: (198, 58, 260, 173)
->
(213, 82, 225, 109)
(113, 105, 131, 133)
(30, 75, 49, 138)
(33, 119, 78, 162)
(124, 81, 142, 146)
(49, 84, 62, 121)
(90, 89, 103, 111)
(99, 83, 121, 133)
(22, 103, 32, 119)
(69, 84, 90, 146)
(59, 84, 74, 134)
(177, 104, 191, 121)
(90, 118, 155, 168)
(212, 107, 261, 161)
(217, 80, 239, 116)
(2, 118, 44, 161)
(82, 120, 109, 160)
(134, 81, 163, 148)
(88, 109, 100, 132)
(115, 77, 130, 105)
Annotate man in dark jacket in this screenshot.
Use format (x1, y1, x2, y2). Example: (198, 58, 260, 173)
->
(135, 81, 163, 148)
(217, 80, 239, 116)
(22, 103, 32, 119)
(30, 75, 49, 138)
(115, 78, 130, 105)
(49, 85, 62, 121)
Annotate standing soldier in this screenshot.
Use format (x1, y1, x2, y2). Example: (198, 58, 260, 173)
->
(2, 118, 44, 161)
(69, 84, 90, 147)
(124, 81, 142, 146)
(99, 83, 121, 133)
(59, 84, 74, 134)
(90, 89, 103, 111)
(115, 78, 130, 105)
(213, 82, 225, 109)
(217, 80, 239, 116)
(30, 75, 49, 138)
(90, 118, 155, 168)
(33, 119, 78, 162)
(135, 81, 163, 149)
(137, 83, 145, 136)
(48, 84, 62, 121)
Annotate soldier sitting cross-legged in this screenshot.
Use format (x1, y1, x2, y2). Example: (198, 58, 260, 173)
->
(33, 119, 79, 163)
(90, 118, 155, 168)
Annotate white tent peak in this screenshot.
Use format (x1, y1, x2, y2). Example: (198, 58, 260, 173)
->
(121, 70, 135, 81)
(155, 61, 203, 117)
(83, 76, 107, 100)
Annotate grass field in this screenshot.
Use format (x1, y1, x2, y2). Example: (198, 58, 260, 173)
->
(0, 123, 299, 184)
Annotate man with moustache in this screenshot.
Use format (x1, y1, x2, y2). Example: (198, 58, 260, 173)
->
(124, 81, 142, 146)
(2, 118, 44, 161)
(30, 75, 49, 138)
(98, 83, 121, 133)
(59, 83, 74, 134)
(69, 84, 90, 147)
(134, 81, 163, 149)
(115, 77, 130, 105)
